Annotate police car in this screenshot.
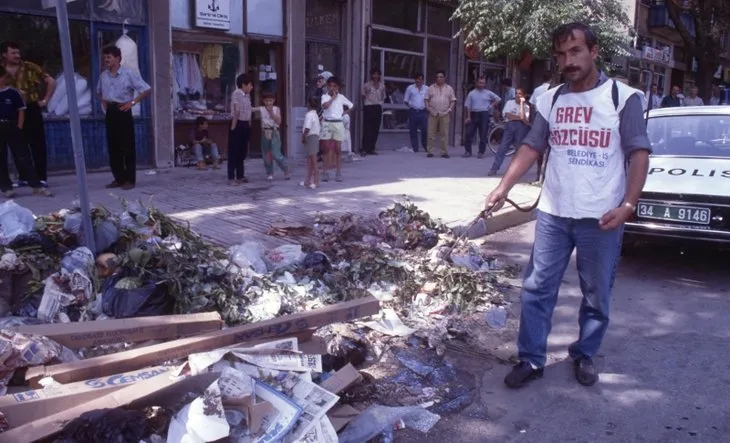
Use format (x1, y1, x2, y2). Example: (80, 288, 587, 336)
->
(624, 106, 730, 245)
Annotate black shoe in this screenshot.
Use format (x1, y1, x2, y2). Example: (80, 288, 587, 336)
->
(504, 361, 544, 389)
(105, 181, 122, 189)
(462, 153, 472, 158)
(426, 153, 434, 158)
(441, 153, 450, 159)
(573, 358, 598, 386)
(370, 151, 379, 156)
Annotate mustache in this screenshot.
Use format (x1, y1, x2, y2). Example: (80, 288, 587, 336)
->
(563, 67, 579, 73)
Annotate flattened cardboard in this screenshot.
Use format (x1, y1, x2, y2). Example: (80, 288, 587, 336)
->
(0, 372, 219, 443)
(319, 363, 362, 394)
(0, 365, 174, 428)
(26, 296, 380, 387)
(327, 404, 360, 431)
(16, 312, 223, 348)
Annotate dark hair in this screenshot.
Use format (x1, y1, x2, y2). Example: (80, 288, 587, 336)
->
(477, 76, 486, 82)
(102, 45, 122, 59)
(0, 65, 6, 78)
(414, 72, 424, 80)
(436, 70, 446, 77)
(0, 41, 19, 55)
(501, 78, 512, 87)
(327, 76, 341, 86)
(542, 72, 553, 82)
(307, 96, 319, 109)
(195, 116, 208, 127)
(370, 68, 381, 76)
(236, 74, 253, 88)
(552, 22, 598, 51)
(262, 91, 275, 100)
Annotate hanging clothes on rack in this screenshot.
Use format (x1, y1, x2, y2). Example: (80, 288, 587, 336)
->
(200, 44, 223, 79)
(172, 52, 204, 96)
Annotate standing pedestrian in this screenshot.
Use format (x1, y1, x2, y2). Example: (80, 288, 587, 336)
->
(488, 88, 529, 175)
(404, 73, 428, 153)
(97, 45, 151, 190)
(484, 22, 651, 389)
(646, 84, 661, 111)
(682, 86, 704, 106)
(463, 76, 501, 158)
(361, 68, 385, 156)
(424, 70, 456, 159)
(1, 41, 56, 188)
(0, 65, 52, 198)
(314, 71, 332, 164)
(228, 74, 254, 185)
(300, 96, 321, 189)
(709, 86, 721, 106)
(253, 91, 290, 181)
(661, 85, 682, 108)
(320, 76, 353, 182)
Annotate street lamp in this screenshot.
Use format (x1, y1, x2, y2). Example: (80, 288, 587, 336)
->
(43, 0, 96, 254)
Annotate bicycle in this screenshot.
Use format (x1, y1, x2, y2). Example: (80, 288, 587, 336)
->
(488, 119, 518, 157)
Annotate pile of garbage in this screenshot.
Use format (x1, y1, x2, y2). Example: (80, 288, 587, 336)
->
(0, 197, 519, 441)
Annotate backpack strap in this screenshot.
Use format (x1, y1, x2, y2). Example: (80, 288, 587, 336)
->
(611, 79, 619, 111)
(550, 84, 564, 112)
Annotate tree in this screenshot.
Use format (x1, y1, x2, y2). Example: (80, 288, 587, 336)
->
(664, 0, 730, 100)
(452, 0, 632, 63)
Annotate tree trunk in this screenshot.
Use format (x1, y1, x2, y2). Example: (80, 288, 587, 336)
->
(695, 54, 718, 102)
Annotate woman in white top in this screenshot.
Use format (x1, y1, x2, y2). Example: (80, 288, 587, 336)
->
(254, 92, 290, 180)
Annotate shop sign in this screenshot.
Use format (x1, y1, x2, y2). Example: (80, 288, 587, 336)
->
(195, 0, 231, 30)
(642, 46, 671, 65)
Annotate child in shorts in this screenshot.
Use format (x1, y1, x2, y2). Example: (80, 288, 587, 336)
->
(320, 76, 353, 182)
(300, 96, 320, 189)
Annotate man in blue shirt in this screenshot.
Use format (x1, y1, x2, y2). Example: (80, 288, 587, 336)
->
(97, 45, 151, 190)
(463, 76, 501, 158)
(0, 65, 52, 198)
(404, 73, 428, 153)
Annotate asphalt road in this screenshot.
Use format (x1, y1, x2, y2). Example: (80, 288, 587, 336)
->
(398, 221, 730, 443)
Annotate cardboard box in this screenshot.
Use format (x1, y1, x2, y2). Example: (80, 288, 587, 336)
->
(319, 363, 362, 394)
(0, 372, 220, 443)
(327, 404, 361, 431)
(0, 365, 174, 428)
(26, 296, 380, 386)
(15, 312, 223, 348)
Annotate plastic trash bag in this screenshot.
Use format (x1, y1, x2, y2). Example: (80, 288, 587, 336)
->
(101, 270, 173, 318)
(64, 213, 120, 254)
(301, 251, 330, 272)
(263, 244, 305, 272)
(229, 241, 267, 274)
(0, 200, 35, 245)
(338, 404, 441, 443)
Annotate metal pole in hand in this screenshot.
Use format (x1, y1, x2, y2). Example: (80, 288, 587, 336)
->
(53, 0, 96, 254)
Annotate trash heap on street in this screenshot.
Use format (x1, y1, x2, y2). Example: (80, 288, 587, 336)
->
(0, 197, 518, 442)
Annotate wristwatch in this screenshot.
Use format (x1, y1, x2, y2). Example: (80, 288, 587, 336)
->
(622, 201, 636, 212)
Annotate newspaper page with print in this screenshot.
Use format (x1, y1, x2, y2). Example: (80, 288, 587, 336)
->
(187, 337, 301, 374)
(249, 380, 304, 443)
(269, 372, 339, 442)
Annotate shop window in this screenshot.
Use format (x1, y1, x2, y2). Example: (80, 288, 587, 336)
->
(383, 52, 423, 80)
(371, 30, 423, 53)
(92, 0, 147, 25)
(247, 0, 284, 37)
(0, 13, 92, 118)
(0, 0, 88, 17)
(306, 0, 342, 40)
(306, 41, 340, 97)
(382, 80, 413, 131)
(172, 42, 240, 121)
(426, 38, 452, 83)
(372, 0, 421, 33)
(426, 4, 454, 38)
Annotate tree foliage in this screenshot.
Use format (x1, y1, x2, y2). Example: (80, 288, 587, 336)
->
(453, 0, 632, 60)
(664, 0, 730, 98)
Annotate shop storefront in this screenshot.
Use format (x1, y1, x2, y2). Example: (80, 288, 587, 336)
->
(368, 0, 456, 147)
(0, 0, 152, 172)
(305, 0, 346, 100)
(171, 0, 286, 158)
(628, 35, 674, 94)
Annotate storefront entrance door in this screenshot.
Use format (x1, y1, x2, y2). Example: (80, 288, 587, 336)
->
(247, 40, 286, 157)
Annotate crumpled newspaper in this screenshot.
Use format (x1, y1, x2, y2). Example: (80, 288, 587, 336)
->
(0, 329, 68, 395)
(37, 247, 95, 323)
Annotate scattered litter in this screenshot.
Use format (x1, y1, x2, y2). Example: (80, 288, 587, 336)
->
(338, 404, 441, 443)
(485, 305, 508, 329)
(267, 222, 313, 237)
(0, 201, 35, 245)
(363, 308, 416, 337)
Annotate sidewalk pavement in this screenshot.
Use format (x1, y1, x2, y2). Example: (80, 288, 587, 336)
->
(14, 146, 542, 247)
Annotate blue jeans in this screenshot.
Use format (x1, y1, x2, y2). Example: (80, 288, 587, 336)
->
(194, 143, 220, 162)
(490, 121, 528, 172)
(408, 109, 427, 152)
(464, 110, 491, 154)
(518, 210, 624, 368)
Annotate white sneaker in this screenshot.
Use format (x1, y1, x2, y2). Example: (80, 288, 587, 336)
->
(267, 176, 273, 181)
(309, 184, 317, 190)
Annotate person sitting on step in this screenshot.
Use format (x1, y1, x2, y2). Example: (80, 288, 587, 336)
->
(190, 116, 221, 170)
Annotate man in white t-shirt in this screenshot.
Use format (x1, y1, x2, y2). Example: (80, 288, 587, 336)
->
(529, 72, 553, 107)
(489, 88, 529, 174)
(320, 76, 354, 182)
(485, 22, 651, 390)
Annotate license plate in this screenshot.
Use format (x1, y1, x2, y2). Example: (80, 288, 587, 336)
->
(636, 202, 711, 225)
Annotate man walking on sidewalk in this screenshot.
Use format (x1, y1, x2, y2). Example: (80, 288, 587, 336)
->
(404, 73, 428, 153)
(1, 41, 56, 188)
(425, 70, 456, 158)
(361, 68, 385, 156)
(484, 22, 651, 389)
(97, 46, 151, 190)
(463, 76, 500, 158)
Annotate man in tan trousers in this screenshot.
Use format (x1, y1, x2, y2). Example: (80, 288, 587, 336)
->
(424, 70, 456, 158)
